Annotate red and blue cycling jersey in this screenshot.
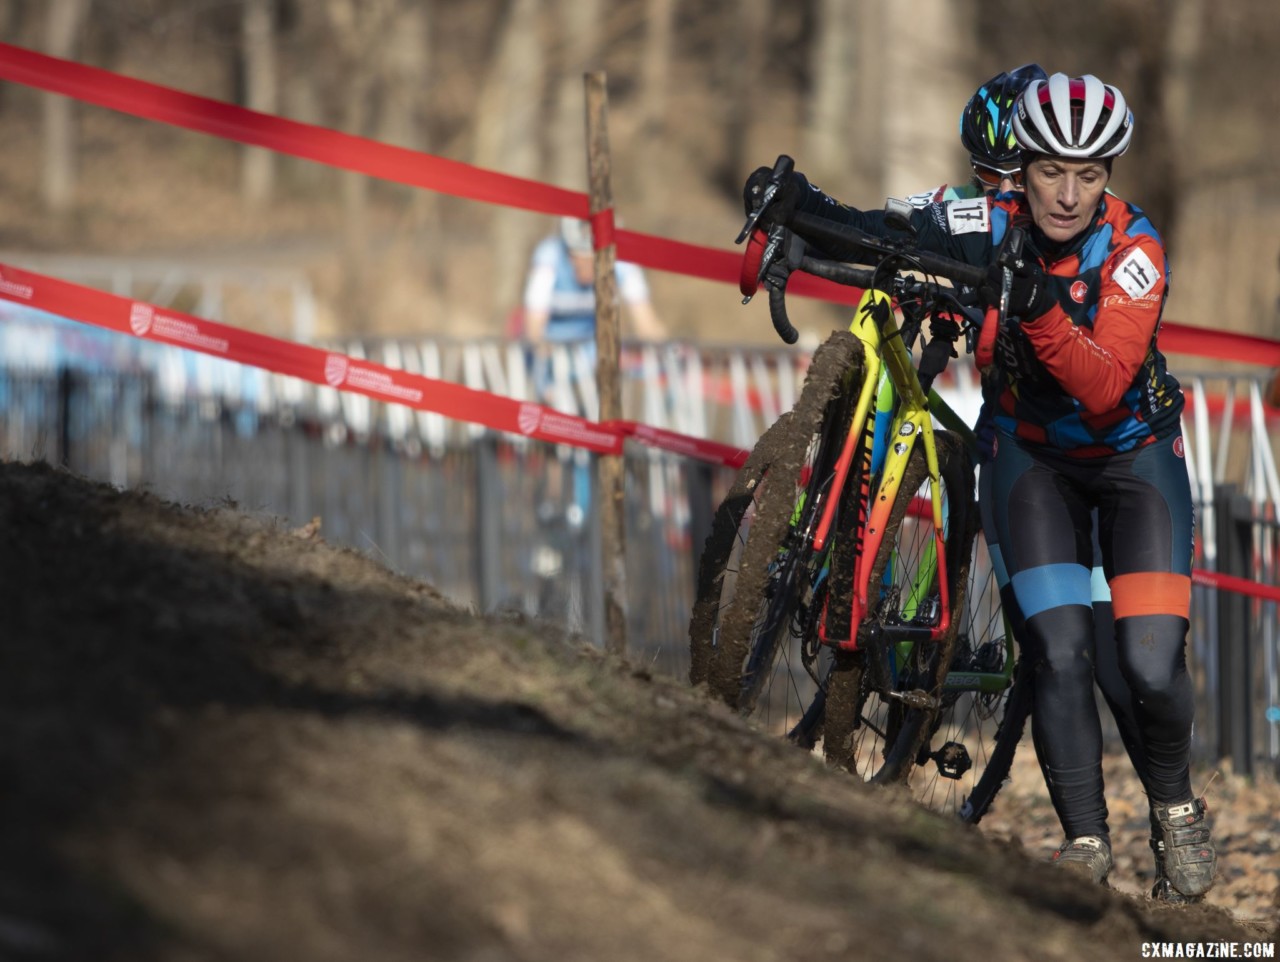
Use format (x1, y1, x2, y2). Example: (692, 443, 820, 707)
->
(796, 185, 1185, 458)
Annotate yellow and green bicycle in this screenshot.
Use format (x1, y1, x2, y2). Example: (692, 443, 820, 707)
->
(689, 156, 1031, 821)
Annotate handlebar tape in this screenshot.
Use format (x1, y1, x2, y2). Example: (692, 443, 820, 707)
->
(768, 284, 799, 345)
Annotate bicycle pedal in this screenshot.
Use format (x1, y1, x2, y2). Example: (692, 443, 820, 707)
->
(929, 740, 972, 780)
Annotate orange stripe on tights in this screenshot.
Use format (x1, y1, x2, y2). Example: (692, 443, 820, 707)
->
(1109, 572, 1191, 620)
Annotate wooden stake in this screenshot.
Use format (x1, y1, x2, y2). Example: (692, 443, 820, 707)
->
(583, 70, 628, 658)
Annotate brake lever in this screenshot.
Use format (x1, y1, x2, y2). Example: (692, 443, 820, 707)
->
(755, 225, 796, 290)
(994, 226, 1025, 324)
(736, 185, 779, 245)
(735, 154, 796, 245)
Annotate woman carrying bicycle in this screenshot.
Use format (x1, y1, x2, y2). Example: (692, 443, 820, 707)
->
(928, 65, 1185, 902)
(744, 72, 1214, 897)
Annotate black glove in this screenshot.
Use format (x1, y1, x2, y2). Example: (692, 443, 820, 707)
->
(986, 256, 1053, 321)
(742, 166, 811, 232)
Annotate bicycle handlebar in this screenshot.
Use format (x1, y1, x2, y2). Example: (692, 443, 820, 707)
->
(738, 154, 1010, 351)
(788, 212, 988, 290)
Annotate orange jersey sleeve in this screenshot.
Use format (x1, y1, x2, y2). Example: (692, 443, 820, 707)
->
(1018, 235, 1166, 415)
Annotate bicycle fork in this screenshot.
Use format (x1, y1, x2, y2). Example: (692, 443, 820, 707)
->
(813, 288, 953, 654)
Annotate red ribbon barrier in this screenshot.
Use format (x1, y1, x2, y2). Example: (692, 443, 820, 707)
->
(0, 42, 587, 220)
(1192, 569, 1280, 605)
(1161, 322, 1280, 368)
(0, 262, 622, 454)
(607, 421, 750, 469)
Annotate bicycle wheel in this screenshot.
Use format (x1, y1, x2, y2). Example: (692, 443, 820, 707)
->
(821, 430, 973, 784)
(905, 525, 1034, 821)
(688, 411, 789, 687)
(690, 330, 863, 727)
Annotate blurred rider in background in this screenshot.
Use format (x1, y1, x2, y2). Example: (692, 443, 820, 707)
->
(521, 216, 666, 349)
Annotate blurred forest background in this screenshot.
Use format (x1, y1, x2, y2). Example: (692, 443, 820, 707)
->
(0, 0, 1276, 349)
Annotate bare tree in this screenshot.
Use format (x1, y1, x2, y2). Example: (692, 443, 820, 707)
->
(713, 0, 767, 196)
(41, 0, 90, 214)
(472, 0, 547, 321)
(879, 0, 969, 199)
(309, 0, 402, 333)
(549, 0, 603, 189)
(240, 0, 278, 205)
(1148, 0, 1203, 245)
(804, 0, 855, 188)
(849, 0, 886, 199)
(637, 0, 675, 204)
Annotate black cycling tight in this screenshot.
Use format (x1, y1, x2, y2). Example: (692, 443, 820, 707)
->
(981, 428, 1195, 840)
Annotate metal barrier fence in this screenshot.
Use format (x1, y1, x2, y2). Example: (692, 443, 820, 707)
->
(0, 363, 730, 685)
(2, 305, 1279, 771)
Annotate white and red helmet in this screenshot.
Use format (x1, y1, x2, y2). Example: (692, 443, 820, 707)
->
(1012, 73, 1133, 159)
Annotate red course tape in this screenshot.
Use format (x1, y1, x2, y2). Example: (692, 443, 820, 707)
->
(0, 262, 622, 455)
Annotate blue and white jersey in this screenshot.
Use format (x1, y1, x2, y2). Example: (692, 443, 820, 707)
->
(522, 237, 650, 342)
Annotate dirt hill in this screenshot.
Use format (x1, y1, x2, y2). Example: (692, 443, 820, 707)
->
(1, 458, 1275, 962)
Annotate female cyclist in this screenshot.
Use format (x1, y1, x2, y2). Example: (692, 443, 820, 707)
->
(934, 66, 1189, 902)
(745, 72, 1215, 897)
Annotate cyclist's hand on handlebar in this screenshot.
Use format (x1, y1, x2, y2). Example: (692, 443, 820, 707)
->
(984, 254, 1052, 322)
(743, 166, 811, 231)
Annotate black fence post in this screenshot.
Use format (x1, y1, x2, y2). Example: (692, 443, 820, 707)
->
(1214, 483, 1253, 775)
(473, 434, 502, 614)
(56, 366, 74, 469)
(685, 460, 715, 591)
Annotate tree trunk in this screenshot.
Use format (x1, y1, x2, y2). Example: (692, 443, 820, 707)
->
(804, 0, 855, 189)
(851, 0, 886, 199)
(638, 0, 675, 204)
(321, 0, 399, 334)
(472, 0, 546, 323)
(880, 0, 966, 199)
(1153, 0, 1203, 246)
(240, 0, 278, 205)
(550, 0, 603, 188)
(714, 0, 767, 196)
(41, 0, 90, 214)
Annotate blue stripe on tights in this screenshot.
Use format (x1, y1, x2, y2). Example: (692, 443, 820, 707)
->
(1011, 563, 1093, 620)
(1090, 566, 1112, 604)
(988, 542, 1010, 589)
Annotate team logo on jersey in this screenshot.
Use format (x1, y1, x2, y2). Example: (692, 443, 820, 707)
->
(1070, 281, 1088, 303)
(904, 186, 943, 209)
(946, 197, 989, 235)
(129, 303, 153, 336)
(1173, 436, 1185, 459)
(324, 354, 348, 387)
(518, 403, 543, 436)
(1114, 248, 1160, 299)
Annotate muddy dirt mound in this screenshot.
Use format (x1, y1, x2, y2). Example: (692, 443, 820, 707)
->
(1, 459, 1274, 961)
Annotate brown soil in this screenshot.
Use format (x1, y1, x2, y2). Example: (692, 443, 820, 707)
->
(2, 458, 1276, 962)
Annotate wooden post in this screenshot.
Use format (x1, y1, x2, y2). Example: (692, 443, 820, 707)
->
(584, 71, 628, 657)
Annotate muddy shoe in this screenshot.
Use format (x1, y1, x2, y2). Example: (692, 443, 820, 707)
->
(1051, 835, 1113, 884)
(1150, 798, 1216, 898)
(1149, 837, 1203, 903)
